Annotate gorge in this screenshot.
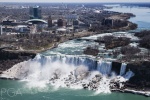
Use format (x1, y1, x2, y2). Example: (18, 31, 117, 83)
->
(0, 3, 150, 100)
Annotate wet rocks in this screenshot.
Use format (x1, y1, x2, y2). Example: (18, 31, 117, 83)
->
(86, 75, 103, 90)
(95, 74, 102, 82)
(48, 68, 109, 91)
(110, 77, 126, 90)
(79, 73, 103, 90)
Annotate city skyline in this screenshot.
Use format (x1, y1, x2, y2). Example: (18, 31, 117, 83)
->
(0, 0, 150, 3)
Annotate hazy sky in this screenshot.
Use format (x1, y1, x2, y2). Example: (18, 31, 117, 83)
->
(0, 0, 150, 3)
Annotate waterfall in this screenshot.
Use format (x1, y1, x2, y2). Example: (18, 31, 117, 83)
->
(124, 70, 135, 80)
(97, 60, 112, 75)
(120, 63, 127, 76)
(1, 54, 98, 79)
(1, 54, 134, 93)
(33, 54, 97, 71)
(1, 54, 134, 80)
(1, 54, 133, 79)
(119, 63, 134, 80)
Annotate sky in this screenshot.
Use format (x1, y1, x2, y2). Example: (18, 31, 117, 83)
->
(0, 0, 150, 3)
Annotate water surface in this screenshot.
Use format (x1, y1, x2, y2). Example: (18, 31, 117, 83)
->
(0, 5, 150, 100)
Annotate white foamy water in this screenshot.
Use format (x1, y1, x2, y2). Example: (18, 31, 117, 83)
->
(42, 39, 99, 56)
(1, 54, 134, 94)
(81, 33, 112, 40)
(81, 32, 139, 41)
(97, 60, 112, 75)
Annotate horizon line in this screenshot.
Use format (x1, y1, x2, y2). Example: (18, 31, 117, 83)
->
(0, 2, 150, 3)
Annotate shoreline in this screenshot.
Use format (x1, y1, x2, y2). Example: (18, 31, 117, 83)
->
(0, 76, 149, 97)
(112, 89, 150, 97)
(0, 21, 137, 54)
(1, 21, 149, 97)
(0, 60, 150, 97)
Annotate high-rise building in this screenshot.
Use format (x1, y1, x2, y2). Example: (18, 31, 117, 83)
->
(0, 25, 2, 35)
(73, 20, 79, 29)
(30, 6, 42, 19)
(57, 19, 66, 27)
(48, 16, 53, 28)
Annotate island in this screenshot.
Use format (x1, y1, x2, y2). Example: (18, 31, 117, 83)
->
(0, 3, 149, 97)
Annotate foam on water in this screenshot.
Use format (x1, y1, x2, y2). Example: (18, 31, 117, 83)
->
(1, 54, 134, 94)
(81, 33, 112, 40)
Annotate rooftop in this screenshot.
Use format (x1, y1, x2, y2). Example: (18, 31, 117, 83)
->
(26, 19, 47, 24)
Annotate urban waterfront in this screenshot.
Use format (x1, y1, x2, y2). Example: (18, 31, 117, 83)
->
(0, 2, 150, 100)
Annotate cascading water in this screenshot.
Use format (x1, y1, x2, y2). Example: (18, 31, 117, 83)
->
(34, 54, 97, 70)
(123, 70, 135, 80)
(119, 63, 134, 80)
(97, 60, 112, 75)
(1, 54, 134, 93)
(120, 63, 127, 76)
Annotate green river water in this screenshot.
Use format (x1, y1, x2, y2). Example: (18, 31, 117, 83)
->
(0, 4, 150, 100)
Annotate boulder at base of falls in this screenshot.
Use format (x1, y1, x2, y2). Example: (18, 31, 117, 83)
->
(75, 66, 89, 80)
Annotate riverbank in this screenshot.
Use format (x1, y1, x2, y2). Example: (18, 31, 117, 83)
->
(0, 54, 150, 97)
(112, 61, 150, 94)
(0, 30, 95, 71)
(1, 20, 148, 97)
(112, 89, 150, 97)
(0, 20, 136, 71)
(0, 50, 36, 71)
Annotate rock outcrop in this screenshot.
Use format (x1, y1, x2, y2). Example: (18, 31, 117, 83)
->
(0, 50, 36, 71)
(126, 61, 150, 91)
(83, 46, 99, 56)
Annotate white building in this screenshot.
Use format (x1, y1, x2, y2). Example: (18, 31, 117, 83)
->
(15, 25, 30, 33)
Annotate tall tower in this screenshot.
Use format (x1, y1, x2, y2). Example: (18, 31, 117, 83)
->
(48, 16, 53, 28)
(57, 19, 66, 27)
(0, 25, 2, 35)
(30, 6, 42, 19)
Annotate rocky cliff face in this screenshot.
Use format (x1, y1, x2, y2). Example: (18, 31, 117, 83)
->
(111, 61, 150, 91)
(111, 61, 122, 75)
(0, 50, 149, 91)
(125, 61, 150, 90)
(0, 50, 36, 71)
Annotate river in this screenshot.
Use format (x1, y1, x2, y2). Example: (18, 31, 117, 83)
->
(105, 5, 150, 31)
(0, 4, 150, 100)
